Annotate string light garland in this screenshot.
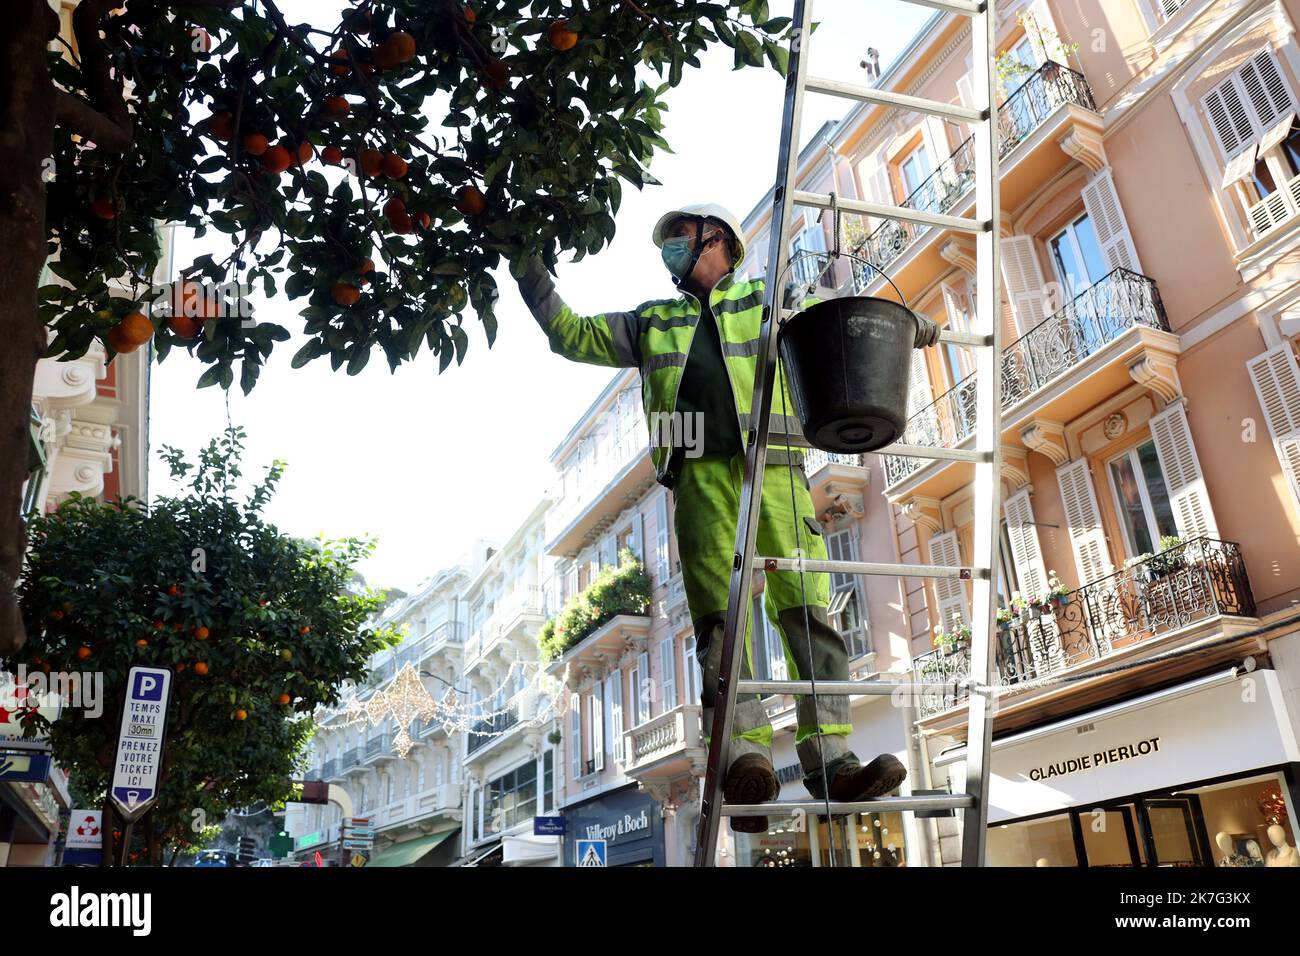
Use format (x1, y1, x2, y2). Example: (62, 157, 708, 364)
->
(328, 660, 571, 759)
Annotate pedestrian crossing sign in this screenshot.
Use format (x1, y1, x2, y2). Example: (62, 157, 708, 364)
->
(576, 839, 607, 867)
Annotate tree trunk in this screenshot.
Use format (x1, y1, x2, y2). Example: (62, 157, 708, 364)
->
(100, 795, 115, 867)
(0, 2, 60, 655)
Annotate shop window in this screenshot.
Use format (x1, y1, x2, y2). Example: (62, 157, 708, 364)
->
(1107, 439, 1179, 558)
(732, 811, 908, 867)
(988, 813, 1081, 866)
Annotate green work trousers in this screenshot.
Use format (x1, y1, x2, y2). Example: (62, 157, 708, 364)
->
(673, 451, 860, 795)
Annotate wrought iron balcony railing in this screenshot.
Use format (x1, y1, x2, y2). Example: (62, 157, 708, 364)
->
(912, 537, 1256, 717)
(321, 758, 339, 779)
(852, 61, 1096, 288)
(884, 268, 1169, 486)
(465, 707, 520, 756)
(365, 732, 391, 759)
(341, 747, 361, 769)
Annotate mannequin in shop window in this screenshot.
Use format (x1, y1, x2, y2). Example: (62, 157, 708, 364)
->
(1215, 831, 1260, 867)
(1265, 824, 1299, 867)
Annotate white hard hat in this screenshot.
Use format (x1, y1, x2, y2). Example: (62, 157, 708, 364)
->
(652, 203, 747, 269)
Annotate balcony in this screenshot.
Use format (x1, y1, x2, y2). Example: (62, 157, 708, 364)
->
(851, 61, 1100, 303)
(884, 268, 1171, 490)
(546, 425, 655, 558)
(373, 784, 463, 830)
(321, 759, 341, 781)
(341, 747, 364, 776)
(911, 538, 1257, 721)
(622, 704, 706, 779)
(363, 732, 394, 765)
(465, 707, 520, 758)
(544, 613, 652, 677)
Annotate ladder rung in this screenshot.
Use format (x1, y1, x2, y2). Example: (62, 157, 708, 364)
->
(938, 328, 992, 347)
(738, 679, 959, 696)
(805, 76, 985, 124)
(794, 191, 989, 234)
(719, 794, 975, 816)
(873, 444, 990, 463)
(755, 556, 989, 580)
(904, 0, 986, 16)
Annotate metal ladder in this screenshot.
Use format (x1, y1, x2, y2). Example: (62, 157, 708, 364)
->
(693, 0, 1004, 868)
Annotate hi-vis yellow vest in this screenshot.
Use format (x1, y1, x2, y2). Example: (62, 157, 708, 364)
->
(526, 263, 811, 485)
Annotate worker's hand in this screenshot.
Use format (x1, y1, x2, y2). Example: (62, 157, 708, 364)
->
(912, 311, 940, 348)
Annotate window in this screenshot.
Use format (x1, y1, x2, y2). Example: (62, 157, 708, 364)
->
(998, 35, 1039, 99)
(655, 493, 672, 583)
(790, 209, 828, 288)
(826, 529, 871, 659)
(940, 284, 976, 388)
(1108, 440, 1179, 557)
(1049, 213, 1108, 298)
(898, 145, 933, 205)
(683, 635, 702, 704)
(995, 519, 1021, 604)
(570, 692, 582, 779)
(482, 761, 537, 835)
(542, 750, 554, 814)
(751, 594, 789, 681)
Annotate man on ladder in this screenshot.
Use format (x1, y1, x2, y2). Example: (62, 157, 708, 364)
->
(510, 203, 936, 834)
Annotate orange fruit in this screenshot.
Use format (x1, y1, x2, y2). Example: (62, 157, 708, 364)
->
(361, 258, 374, 273)
(387, 31, 416, 63)
(464, 6, 477, 25)
(194, 661, 209, 676)
(547, 20, 578, 51)
(299, 625, 311, 635)
(359, 148, 383, 176)
(331, 283, 360, 307)
(135, 639, 149, 648)
(243, 132, 269, 156)
(482, 59, 509, 90)
(208, 111, 235, 140)
(294, 141, 315, 165)
(168, 585, 182, 596)
(322, 145, 344, 165)
(174, 661, 187, 672)
(106, 324, 138, 355)
(373, 42, 399, 71)
(323, 96, 350, 117)
(76, 646, 92, 660)
(91, 197, 117, 220)
(381, 154, 407, 178)
(194, 625, 210, 640)
(49, 609, 64, 621)
(152, 620, 165, 631)
(455, 185, 486, 216)
(277, 693, 291, 705)
(234, 709, 248, 721)
(169, 280, 220, 319)
(118, 311, 154, 346)
(415, 211, 431, 230)
(262, 145, 292, 174)
(329, 49, 351, 75)
(167, 314, 203, 339)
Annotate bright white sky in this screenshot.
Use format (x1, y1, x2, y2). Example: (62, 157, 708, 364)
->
(148, 0, 931, 592)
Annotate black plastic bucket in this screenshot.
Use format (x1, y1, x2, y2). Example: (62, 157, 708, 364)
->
(778, 296, 917, 453)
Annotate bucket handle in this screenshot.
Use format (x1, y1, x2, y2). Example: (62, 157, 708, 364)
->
(779, 248, 913, 316)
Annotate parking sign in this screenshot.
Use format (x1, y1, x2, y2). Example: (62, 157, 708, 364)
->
(109, 667, 172, 821)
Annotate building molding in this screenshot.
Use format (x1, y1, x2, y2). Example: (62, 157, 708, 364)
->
(1127, 351, 1183, 407)
(1000, 445, 1031, 492)
(1019, 419, 1068, 465)
(900, 495, 943, 533)
(1057, 126, 1106, 173)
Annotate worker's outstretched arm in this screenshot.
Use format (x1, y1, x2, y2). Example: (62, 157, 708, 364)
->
(516, 254, 641, 368)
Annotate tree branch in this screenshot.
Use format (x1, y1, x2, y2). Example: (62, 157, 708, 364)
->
(70, 0, 132, 146)
(53, 91, 132, 154)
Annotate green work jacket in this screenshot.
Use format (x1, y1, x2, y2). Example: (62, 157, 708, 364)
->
(518, 257, 812, 486)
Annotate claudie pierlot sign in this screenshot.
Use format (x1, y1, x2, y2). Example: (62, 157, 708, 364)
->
(1027, 737, 1162, 782)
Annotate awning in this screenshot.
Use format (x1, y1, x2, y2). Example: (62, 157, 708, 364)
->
(502, 831, 559, 865)
(365, 829, 458, 868)
(460, 842, 503, 867)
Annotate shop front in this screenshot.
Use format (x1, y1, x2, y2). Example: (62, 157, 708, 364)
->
(562, 785, 664, 867)
(934, 667, 1300, 867)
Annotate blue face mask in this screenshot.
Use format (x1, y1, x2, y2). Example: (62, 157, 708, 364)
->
(661, 236, 696, 280)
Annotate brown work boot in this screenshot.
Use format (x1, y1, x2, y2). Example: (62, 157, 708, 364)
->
(723, 752, 779, 834)
(828, 753, 907, 802)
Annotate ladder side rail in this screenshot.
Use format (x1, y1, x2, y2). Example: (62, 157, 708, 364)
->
(959, 0, 1004, 869)
(692, 0, 815, 868)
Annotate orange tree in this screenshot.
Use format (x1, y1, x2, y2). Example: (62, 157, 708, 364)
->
(3, 427, 397, 864)
(0, 0, 797, 655)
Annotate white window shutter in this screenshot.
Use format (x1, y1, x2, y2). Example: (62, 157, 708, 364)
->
(570, 693, 581, 779)
(1000, 235, 1048, 334)
(610, 673, 624, 763)
(1055, 458, 1113, 582)
(655, 493, 670, 582)
(956, 74, 974, 111)
(1147, 401, 1218, 539)
(659, 640, 678, 711)
(928, 530, 969, 629)
(1204, 77, 1256, 160)
(590, 686, 604, 772)
(1002, 488, 1049, 599)
(637, 651, 651, 724)
(1081, 169, 1142, 273)
(1240, 48, 1293, 131)
(907, 348, 933, 416)
(1247, 345, 1300, 510)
